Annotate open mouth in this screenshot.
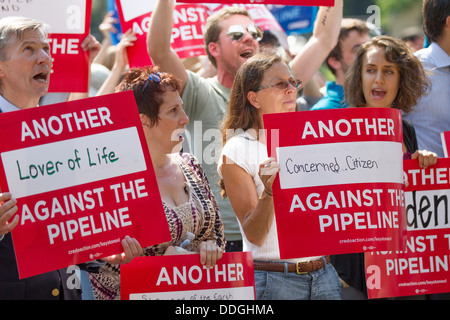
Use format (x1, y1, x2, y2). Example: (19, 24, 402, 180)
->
(372, 89, 386, 100)
(172, 129, 185, 142)
(33, 72, 48, 83)
(240, 49, 254, 59)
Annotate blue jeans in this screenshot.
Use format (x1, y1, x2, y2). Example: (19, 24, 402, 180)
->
(254, 260, 341, 300)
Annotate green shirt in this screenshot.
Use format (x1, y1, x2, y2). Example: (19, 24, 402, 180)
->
(182, 71, 241, 241)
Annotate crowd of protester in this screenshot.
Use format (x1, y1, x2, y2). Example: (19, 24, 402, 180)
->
(0, 0, 449, 300)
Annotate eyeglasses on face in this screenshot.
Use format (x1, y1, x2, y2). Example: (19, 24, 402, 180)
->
(142, 72, 162, 93)
(226, 24, 263, 42)
(256, 79, 302, 92)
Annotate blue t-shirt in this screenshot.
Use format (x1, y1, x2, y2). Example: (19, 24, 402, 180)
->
(311, 81, 348, 110)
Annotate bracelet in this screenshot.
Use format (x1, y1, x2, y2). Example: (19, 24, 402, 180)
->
(264, 189, 273, 197)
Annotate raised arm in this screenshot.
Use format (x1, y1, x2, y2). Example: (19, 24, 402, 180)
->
(67, 34, 101, 101)
(96, 29, 137, 96)
(147, 0, 188, 92)
(290, 0, 343, 85)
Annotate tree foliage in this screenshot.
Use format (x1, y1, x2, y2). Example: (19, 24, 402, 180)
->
(375, 0, 421, 14)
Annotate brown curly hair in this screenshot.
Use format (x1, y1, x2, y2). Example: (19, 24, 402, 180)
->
(116, 66, 181, 127)
(344, 35, 430, 113)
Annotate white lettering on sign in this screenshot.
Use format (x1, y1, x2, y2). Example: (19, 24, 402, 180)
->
(386, 254, 449, 276)
(48, 38, 80, 55)
(47, 207, 132, 244)
(289, 188, 385, 213)
(156, 263, 244, 286)
(173, 7, 209, 24)
(301, 118, 396, 139)
(406, 168, 450, 187)
(66, 5, 81, 30)
(318, 210, 400, 232)
(170, 6, 209, 43)
(21, 107, 113, 141)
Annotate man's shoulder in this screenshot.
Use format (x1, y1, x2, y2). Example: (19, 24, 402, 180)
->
(415, 46, 433, 63)
(183, 71, 229, 115)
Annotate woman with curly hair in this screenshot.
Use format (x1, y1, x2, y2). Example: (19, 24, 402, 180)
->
(89, 66, 225, 299)
(344, 35, 435, 161)
(336, 36, 438, 299)
(345, 35, 429, 111)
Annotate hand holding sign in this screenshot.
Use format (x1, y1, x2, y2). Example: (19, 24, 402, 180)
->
(199, 240, 224, 269)
(410, 150, 438, 169)
(0, 0, 94, 93)
(80, 34, 101, 64)
(0, 193, 19, 237)
(0, 91, 170, 279)
(365, 158, 450, 299)
(258, 157, 280, 196)
(101, 235, 143, 265)
(264, 107, 406, 259)
(121, 252, 255, 300)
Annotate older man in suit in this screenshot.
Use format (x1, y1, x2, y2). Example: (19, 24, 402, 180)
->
(0, 16, 141, 300)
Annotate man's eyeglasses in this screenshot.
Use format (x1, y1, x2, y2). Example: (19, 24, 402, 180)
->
(256, 79, 302, 92)
(142, 72, 162, 93)
(227, 24, 263, 42)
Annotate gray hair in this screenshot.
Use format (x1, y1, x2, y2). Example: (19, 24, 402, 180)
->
(0, 16, 49, 60)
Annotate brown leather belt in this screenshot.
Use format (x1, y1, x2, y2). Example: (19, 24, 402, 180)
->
(254, 256, 330, 274)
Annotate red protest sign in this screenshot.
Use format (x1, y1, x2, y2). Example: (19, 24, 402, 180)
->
(180, 0, 335, 6)
(365, 158, 450, 299)
(263, 108, 406, 259)
(441, 131, 450, 157)
(121, 252, 255, 300)
(116, 0, 211, 67)
(0, 0, 93, 93)
(0, 91, 170, 279)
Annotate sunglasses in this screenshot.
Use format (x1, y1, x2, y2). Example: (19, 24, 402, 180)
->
(142, 72, 162, 93)
(226, 24, 263, 42)
(257, 79, 303, 92)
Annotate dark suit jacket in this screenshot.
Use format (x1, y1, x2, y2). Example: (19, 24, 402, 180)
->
(0, 233, 82, 300)
(0, 106, 83, 299)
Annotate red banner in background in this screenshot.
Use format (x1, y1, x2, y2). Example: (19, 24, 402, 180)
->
(365, 158, 450, 299)
(121, 252, 255, 300)
(263, 108, 406, 259)
(116, 1, 290, 67)
(0, 0, 92, 93)
(179, 0, 335, 6)
(441, 131, 450, 157)
(116, 1, 211, 67)
(0, 92, 170, 278)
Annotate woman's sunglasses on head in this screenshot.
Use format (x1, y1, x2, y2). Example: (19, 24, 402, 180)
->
(142, 72, 162, 93)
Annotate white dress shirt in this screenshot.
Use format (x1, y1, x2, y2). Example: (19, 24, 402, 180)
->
(0, 94, 21, 241)
(0, 94, 21, 113)
(403, 42, 450, 157)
